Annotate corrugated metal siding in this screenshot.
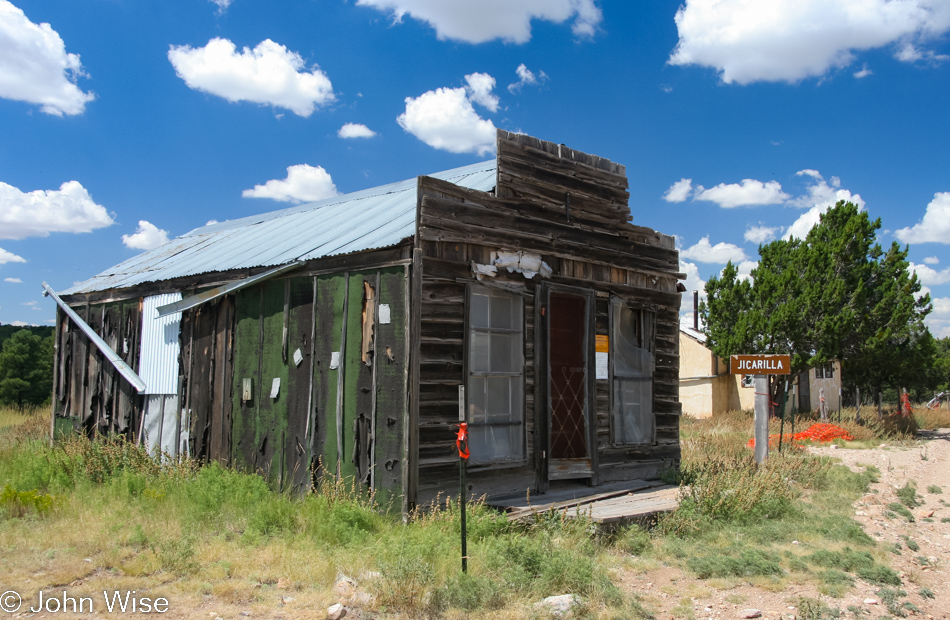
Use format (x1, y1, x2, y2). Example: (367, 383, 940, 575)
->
(139, 293, 182, 394)
(64, 161, 496, 295)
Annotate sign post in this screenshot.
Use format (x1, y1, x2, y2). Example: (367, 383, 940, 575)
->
(456, 386, 469, 573)
(730, 355, 791, 464)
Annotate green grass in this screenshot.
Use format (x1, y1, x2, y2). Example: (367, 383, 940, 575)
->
(0, 406, 916, 617)
(896, 481, 921, 508)
(926, 484, 942, 494)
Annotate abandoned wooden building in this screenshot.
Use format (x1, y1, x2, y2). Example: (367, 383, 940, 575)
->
(48, 130, 683, 512)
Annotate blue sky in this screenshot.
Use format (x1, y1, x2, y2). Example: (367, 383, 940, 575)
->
(1, 0, 949, 336)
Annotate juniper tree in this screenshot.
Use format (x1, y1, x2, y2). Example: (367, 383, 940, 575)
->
(699, 201, 932, 398)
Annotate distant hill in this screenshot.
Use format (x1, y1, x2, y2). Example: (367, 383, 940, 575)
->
(0, 324, 55, 349)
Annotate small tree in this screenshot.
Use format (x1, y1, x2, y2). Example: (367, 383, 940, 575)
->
(0, 329, 53, 409)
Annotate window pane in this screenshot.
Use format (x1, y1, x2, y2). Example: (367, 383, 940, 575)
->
(613, 377, 653, 445)
(486, 376, 512, 422)
(470, 331, 489, 373)
(469, 425, 521, 464)
(490, 332, 519, 372)
(471, 292, 489, 329)
(490, 294, 513, 329)
(469, 377, 486, 424)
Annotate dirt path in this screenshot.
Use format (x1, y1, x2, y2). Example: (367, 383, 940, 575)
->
(621, 430, 950, 619)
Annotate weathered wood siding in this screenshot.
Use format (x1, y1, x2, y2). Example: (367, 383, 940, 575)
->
(411, 130, 681, 504)
(52, 299, 143, 439)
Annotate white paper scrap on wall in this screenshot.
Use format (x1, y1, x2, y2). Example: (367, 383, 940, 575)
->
(330, 351, 340, 369)
(293, 348, 303, 367)
(270, 378, 281, 399)
(595, 352, 609, 380)
(379, 304, 391, 324)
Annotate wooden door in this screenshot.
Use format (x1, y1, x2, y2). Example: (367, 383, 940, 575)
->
(546, 290, 594, 480)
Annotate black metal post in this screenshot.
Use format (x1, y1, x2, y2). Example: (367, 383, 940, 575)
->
(460, 456, 467, 573)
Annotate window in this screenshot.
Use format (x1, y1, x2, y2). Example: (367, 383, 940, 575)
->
(611, 298, 655, 445)
(467, 287, 525, 464)
(815, 363, 834, 379)
(741, 374, 754, 388)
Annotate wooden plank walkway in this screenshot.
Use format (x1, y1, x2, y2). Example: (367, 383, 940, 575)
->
(488, 479, 681, 524)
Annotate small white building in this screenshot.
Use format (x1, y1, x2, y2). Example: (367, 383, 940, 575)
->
(678, 321, 842, 418)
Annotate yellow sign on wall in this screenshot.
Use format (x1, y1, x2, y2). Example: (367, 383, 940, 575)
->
(595, 334, 609, 353)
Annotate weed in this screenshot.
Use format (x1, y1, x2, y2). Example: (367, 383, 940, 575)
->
(617, 525, 652, 556)
(430, 572, 503, 612)
(374, 539, 435, 612)
(899, 535, 919, 552)
(0, 484, 56, 518)
(887, 502, 915, 522)
(817, 569, 854, 597)
(942, 517, 950, 523)
(670, 598, 696, 619)
(795, 595, 837, 620)
(151, 536, 199, 575)
(686, 548, 783, 579)
(918, 587, 934, 599)
(889, 542, 902, 554)
(926, 484, 942, 494)
(807, 548, 900, 586)
(896, 481, 921, 508)
(875, 587, 908, 617)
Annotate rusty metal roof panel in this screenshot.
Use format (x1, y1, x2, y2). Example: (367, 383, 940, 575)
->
(63, 161, 495, 295)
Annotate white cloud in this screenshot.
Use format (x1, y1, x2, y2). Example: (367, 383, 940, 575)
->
(0, 247, 26, 265)
(926, 296, 950, 338)
(397, 86, 496, 155)
(464, 72, 499, 112)
(895, 192, 950, 244)
(679, 260, 707, 314)
(663, 178, 693, 203)
(356, 0, 602, 44)
(790, 169, 865, 210)
(507, 63, 548, 92)
(9, 320, 28, 327)
(0, 0, 94, 115)
(168, 38, 335, 117)
(694, 179, 789, 208)
(909, 262, 950, 286)
(122, 220, 170, 251)
(668, 0, 950, 84)
(242, 164, 339, 203)
(4, 277, 22, 283)
(680, 236, 747, 264)
(338, 123, 377, 139)
(781, 172, 865, 240)
(894, 42, 949, 63)
(735, 260, 758, 283)
(853, 63, 873, 78)
(22, 300, 36, 306)
(924, 256, 940, 265)
(0, 180, 114, 239)
(744, 224, 779, 244)
(209, 0, 232, 11)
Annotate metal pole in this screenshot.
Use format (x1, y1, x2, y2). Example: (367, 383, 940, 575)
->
(855, 387, 861, 423)
(754, 376, 769, 464)
(458, 385, 467, 573)
(778, 379, 788, 452)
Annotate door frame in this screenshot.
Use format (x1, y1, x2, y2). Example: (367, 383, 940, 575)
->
(536, 282, 598, 489)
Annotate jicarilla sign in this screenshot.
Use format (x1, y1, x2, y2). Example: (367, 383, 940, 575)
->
(730, 354, 792, 375)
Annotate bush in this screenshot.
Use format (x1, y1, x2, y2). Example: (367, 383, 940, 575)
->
(686, 548, 784, 579)
(0, 484, 56, 518)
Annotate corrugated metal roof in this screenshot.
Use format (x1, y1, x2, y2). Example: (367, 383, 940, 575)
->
(679, 318, 707, 344)
(64, 161, 496, 295)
